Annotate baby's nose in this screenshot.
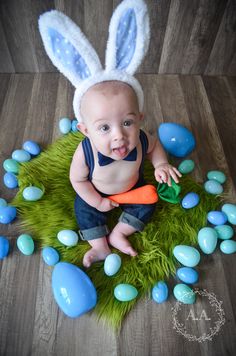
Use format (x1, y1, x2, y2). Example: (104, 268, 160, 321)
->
(113, 127, 124, 141)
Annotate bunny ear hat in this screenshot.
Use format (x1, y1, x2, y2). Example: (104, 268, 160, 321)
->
(38, 0, 150, 122)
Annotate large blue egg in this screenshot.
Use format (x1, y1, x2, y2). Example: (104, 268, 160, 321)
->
(220, 240, 236, 254)
(221, 204, 236, 225)
(59, 118, 72, 134)
(104, 253, 121, 276)
(3, 172, 18, 189)
(152, 281, 168, 303)
(173, 245, 200, 267)
(158, 123, 196, 158)
(181, 192, 200, 209)
(176, 267, 198, 284)
(204, 180, 223, 195)
(52, 262, 97, 317)
(0, 206, 17, 224)
(173, 284, 196, 304)
(23, 186, 44, 201)
(0, 236, 10, 259)
(197, 227, 218, 254)
(12, 149, 31, 163)
(42, 246, 60, 266)
(207, 211, 228, 225)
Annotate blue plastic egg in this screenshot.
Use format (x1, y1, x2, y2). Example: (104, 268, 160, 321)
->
(3, 159, 20, 174)
(59, 118, 72, 134)
(173, 284, 196, 304)
(204, 180, 223, 195)
(42, 247, 60, 266)
(23, 186, 44, 201)
(0, 206, 17, 224)
(104, 253, 121, 276)
(207, 170, 226, 184)
(23, 140, 41, 156)
(0, 236, 10, 259)
(12, 149, 31, 162)
(152, 281, 168, 303)
(176, 267, 199, 284)
(221, 204, 236, 225)
(52, 262, 97, 317)
(3, 172, 18, 189)
(178, 159, 195, 174)
(214, 225, 234, 240)
(158, 123, 196, 158)
(181, 192, 200, 209)
(17, 234, 34, 255)
(207, 211, 228, 225)
(114, 283, 138, 302)
(0, 198, 7, 208)
(71, 119, 79, 132)
(173, 245, 200, 267)
(197, 227, 218, 254)
(57, 230, 78, 247)
(220, 240, 236, 254)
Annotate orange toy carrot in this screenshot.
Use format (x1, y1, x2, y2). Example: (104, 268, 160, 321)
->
(108, 185, 158, 204)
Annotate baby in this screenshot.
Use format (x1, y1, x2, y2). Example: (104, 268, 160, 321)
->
(70, 80, 181, 267)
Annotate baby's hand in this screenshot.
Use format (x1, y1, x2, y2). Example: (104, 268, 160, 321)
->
(155, 163, 182, 187)
(96, 197, 119, 212)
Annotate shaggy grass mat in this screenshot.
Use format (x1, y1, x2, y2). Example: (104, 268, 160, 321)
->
(12, 132, 220, 330)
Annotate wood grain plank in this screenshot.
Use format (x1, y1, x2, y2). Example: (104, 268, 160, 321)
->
(0, 21, 15, 72)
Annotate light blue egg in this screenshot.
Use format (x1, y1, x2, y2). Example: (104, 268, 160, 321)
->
(23, 140, 41, 156)
(176, 267, 199, 284)
(222, 204, 236, 225)
(71, 119, 79, 132)
(207, 211, 228, 225)
(181, 192, 200, 209)
(104, 253, 121, 276)
(42, 247, 60, 266)
(114, 284, 138, 302)
(0, 236, 10, 259)
(178, 159, 195, 174)
(23, 186, 44, 201)
(214, 225, 234, 240)
(197, 227, 218, 254)
(59, 118, 72, 134)
(3, 172, 18, 189)
(3, 159, 20, 174)
(12, 149, 31, 163)
(207, 170, 226, 184)
(152, 281, 168, 303)
(220, 240, 236, 254)
(0, 206, 17, 224)
(57, 230, 78, 247)
(173, 245, 200, 267)
(0, 198, 7, 208)
(204, 180, 223, 195)
(173, 284, 196, 304)
(17, 234, 34, 255)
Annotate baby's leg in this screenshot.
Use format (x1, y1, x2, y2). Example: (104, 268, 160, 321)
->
(107, 222, 138, 256)
(83, 237, 111, 268)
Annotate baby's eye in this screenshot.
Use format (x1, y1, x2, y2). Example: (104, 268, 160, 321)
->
(123, 119, 133, 127)
(99, 124, 110, 132)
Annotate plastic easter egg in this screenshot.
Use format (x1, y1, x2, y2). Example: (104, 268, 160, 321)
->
(204, 180, 223, 195)
(0, 236, 10, 259)
(3, 159, 20, 174)
(23, 140, 41, 156)
(197, 227, 217, 254)
(181, 192, 200, 209)
(220, 240, 236, 254)
(71, 119, 79, 132)
(0, 198, 7, 208)
(3, 172, 18, 189)
(176, 267, 198, 284)
(59, 118, 72, 134)
(114, 284, 138, 302)
(23, 186, 44, 201)
(152, 281, 168, 303)
(12, 149, 31, 163)
(52, 262, 97, 317)
(42, 246, 60, 266)
(17, 234, 34, 255)
(178, 159, 195, 174)
(104, 253, 121, 276)
(173, 245, 200, 267)
(57, 230, 78, 247)
(214, 225, 234, 240)
(207, 170, 226, 184)
(158, 123, 196, 158)
(207, 211, 228, 226)
(222, 204, 236, 225)
(0, 206, 17, 224)
(173, 284, 196, 304)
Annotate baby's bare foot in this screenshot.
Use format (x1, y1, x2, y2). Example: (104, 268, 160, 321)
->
(108, 223, 138, 256)
(83, 247, 111, 268)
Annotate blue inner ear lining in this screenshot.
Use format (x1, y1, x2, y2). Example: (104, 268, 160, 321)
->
(116, 9, 137, 70)
(48, 28, 91, 79)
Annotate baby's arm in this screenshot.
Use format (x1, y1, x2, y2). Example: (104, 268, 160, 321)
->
(69, 143, 118, 212)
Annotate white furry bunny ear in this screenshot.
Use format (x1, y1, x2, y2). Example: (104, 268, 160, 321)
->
(105, 0, 150, 74)
(38, 10, 102, 87)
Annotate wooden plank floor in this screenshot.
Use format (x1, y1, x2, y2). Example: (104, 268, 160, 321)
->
(0, 74, 236, 356)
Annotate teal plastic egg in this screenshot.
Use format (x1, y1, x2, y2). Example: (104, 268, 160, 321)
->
(173, 245, 200, 267)
(204, 180, 223, 195)
(222, 204, 236, 225)
(152, 281, 168, 303)
(12, 149, 31, 162)
(57, 230, 78, 247)
(104, 253, 121, 276)
(17, 234, 34, 255)
(181, 192, 200, 209)
(71, 119, 79, 132)
(207, 170, 226, 184)
(173, 284, 196, 304)
(23, 140, 41, 156)
(0, 236, 10, 259)
(114, 284, 138, 302)
(207, 211, 227, 225)
(214, 225, 234, 240)
(4, 172, 18, 189)
(176, 267, 199, 284)
(23, 186, 44, 201)
(3, 159, 20, 174)
(42, 246, 60, 265)
(178, 160, 195, 174)
(197, 227, 217, 254)
(220, 240, 236, 254)
(59, 118, 72, 134)
(0, 198, 7, 208)
(0, 206, 17, 224)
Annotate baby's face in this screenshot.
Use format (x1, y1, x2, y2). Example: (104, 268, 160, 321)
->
(78, 82, 143, 160)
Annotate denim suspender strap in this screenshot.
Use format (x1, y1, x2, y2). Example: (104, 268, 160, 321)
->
(82, 138, 94, 181)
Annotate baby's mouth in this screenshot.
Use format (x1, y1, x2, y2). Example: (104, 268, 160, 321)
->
(113, 145, 128, 158)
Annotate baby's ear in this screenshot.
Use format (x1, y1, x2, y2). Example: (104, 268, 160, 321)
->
(77, 123, 88, 136)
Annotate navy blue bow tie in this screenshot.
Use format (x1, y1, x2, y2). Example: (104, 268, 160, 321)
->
(98, 147, 137, 166)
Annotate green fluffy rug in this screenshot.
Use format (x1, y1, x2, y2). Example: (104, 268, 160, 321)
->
(12, 132, 220, 330)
